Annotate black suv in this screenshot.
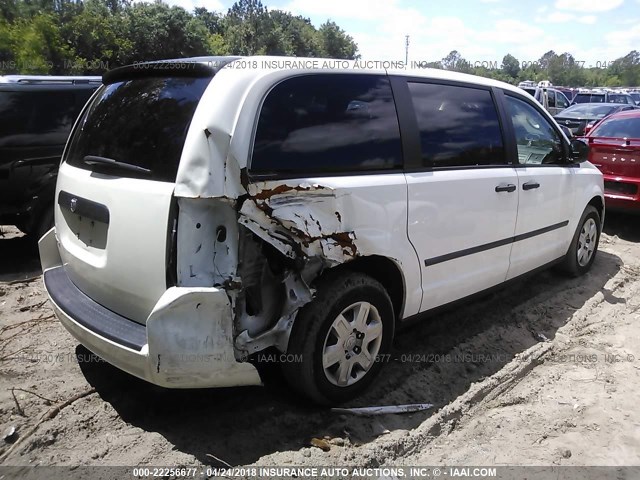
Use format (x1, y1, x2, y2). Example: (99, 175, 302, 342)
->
(0, 75, 100, 238)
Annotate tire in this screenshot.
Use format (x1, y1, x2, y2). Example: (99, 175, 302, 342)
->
(282, 272, 395, 405)
(559, 205, 601, 277)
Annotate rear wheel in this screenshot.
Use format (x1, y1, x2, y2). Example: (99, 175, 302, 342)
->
(282, 272, 394, 405)
(559, 205, 600, 276)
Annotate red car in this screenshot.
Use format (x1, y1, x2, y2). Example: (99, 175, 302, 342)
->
(581, 109, 640, 212)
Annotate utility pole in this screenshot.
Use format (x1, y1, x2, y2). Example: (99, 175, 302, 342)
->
(405, 35, 410, 65)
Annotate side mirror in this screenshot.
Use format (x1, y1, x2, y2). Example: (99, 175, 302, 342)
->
(570, 138, 589, 163)
(584, 122, 595, 135)
(559, 125, 573, 139)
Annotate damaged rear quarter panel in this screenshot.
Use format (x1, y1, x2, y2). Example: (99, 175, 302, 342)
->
(239, 182, 357, 264)
(233, 173, 419, 356)
(240, 174, 423, 317)
(172, 64, 424, 358)
(227, 68, 423, 318)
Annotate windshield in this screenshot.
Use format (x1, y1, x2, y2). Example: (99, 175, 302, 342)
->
(592, 116, 640, 138)
(65, 76, 211, 182)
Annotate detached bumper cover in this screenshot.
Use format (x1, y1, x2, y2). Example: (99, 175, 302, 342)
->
(38, 228, 261, 388)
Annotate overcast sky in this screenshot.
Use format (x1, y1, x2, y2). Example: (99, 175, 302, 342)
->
(161, 0, 639, 67)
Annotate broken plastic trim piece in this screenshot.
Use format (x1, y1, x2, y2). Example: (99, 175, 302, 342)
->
(234, 267, 319, 354)
(330, 404, 434, 416)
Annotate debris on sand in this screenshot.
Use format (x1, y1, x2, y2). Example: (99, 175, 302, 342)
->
(331, 403, 434, 416)
(310, 438, 331, 451)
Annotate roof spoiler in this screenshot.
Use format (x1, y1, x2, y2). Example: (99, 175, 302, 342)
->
(102, 56, 241, 85)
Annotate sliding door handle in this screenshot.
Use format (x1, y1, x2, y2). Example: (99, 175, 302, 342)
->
(495, 184, 516, 193)
(523, 181, 540, 191)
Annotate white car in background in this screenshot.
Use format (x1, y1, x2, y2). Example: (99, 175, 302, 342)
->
(40, 56, 604, 404)
(520, 85, 572, 116)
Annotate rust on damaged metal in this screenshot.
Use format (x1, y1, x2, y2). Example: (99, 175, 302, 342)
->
(241, 182, 359, 263)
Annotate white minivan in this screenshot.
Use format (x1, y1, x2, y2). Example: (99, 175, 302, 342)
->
(39, 57, 604, 404)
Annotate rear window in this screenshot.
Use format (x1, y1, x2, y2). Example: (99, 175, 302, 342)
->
(573, 94, 606, 104)
(0, 90, 77, 147)
(592, 116, 640, 138)
(66, 77, 211, 182)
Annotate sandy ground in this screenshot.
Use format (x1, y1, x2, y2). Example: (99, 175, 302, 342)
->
(0, 214, 639, 469)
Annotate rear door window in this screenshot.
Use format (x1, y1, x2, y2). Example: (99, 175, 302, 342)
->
(66, 77, 211, 182)
(407, 82, 505, 168)
(556, 92, 569, 109)
(251, 74, 402, 174)
(547, 91, 556, 108)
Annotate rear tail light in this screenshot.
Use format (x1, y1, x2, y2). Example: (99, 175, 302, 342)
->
(166, 198, 178, 288)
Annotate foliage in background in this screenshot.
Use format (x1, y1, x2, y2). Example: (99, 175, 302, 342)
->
(0, 0, 359, 74)
(432, 49, 640, 87)
(0, 0, 639, 87)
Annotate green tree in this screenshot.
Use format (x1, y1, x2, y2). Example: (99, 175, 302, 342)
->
(269, 10, 320, 57)
(442, 50, 471, 73)
(224, 0, 271, 55)
(612, 50, 640, 86)
(124, 2, 210, 61)
(63, 0, 132, 73)
(1, 0, 363, 73)
(537, 50, 556, 70)
(194, 7, 224, 35)
(205, 33, 228, 55)
(501, 53, 520, 79)
(317, 20, 358, 59)
(0, 0, 20, 22)
(605, 75, 622, 87)
(103, 0, 129, 15)
(0, 17, 12, 62)
(6, 13, 74, 73)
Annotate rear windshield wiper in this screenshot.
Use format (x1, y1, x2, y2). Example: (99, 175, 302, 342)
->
(83, 155, 151, 175)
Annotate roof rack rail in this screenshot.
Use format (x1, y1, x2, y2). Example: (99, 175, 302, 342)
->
(0, 75, 102, 85)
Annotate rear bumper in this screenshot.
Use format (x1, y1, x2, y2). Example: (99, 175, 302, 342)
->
(38, 228, 261, 388)
(603, 174, 640, 212)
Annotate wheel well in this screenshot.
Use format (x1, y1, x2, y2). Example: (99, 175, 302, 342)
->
(325, 256, 405, 321)
(588, 196, 604, 220)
